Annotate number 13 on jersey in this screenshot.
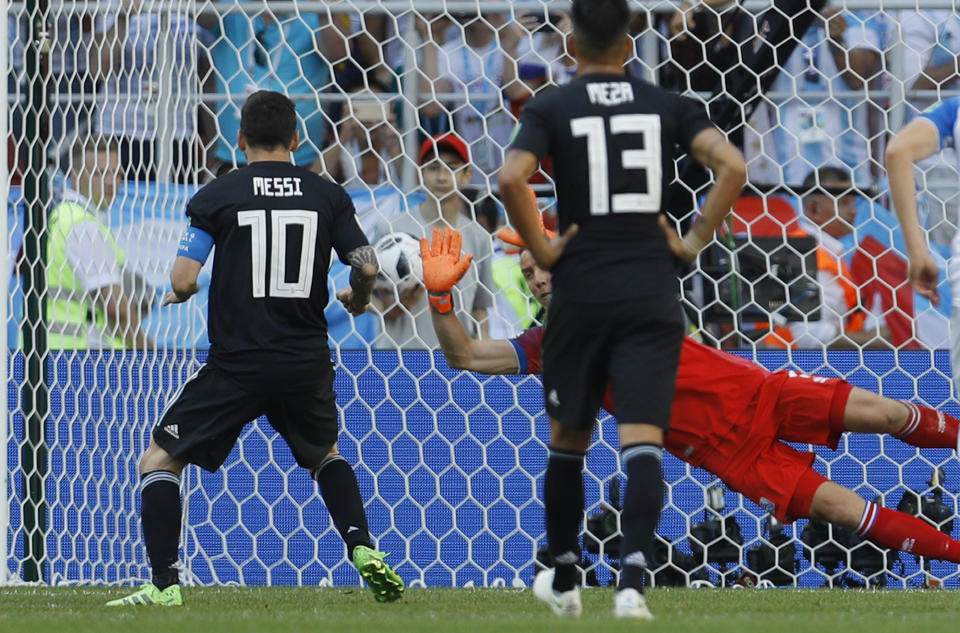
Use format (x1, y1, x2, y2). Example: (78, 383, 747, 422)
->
(570, 114, 661, 215)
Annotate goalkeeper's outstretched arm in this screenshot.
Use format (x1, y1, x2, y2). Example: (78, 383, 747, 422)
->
(423, 228, 520, 375)
(431, 304, 521, 375)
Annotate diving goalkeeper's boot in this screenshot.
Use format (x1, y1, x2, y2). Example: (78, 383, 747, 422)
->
(352, 545, 404, 602)
(105, 583, 183, 607)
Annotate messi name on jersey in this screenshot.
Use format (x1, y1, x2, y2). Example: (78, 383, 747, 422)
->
(252, 176, 304, 197)
(586, 81, 635, 107)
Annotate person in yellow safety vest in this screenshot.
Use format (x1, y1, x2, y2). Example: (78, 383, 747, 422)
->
(46, 137, 154, 349)
(492, 240, 541, 329)
(763, 167, 892, 349)
(491, 188, 550, 334)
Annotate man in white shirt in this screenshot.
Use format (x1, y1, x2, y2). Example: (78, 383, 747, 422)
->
(90, 0, 208, 182)
(745, 10, 882, 188)
(418, 11, 531, 185)
(789, 167, 891, 349)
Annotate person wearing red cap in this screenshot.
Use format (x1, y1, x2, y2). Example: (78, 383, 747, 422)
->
(370, 133, 494, 349)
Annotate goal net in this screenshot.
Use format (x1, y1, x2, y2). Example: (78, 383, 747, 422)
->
(3, 0, 960, 589)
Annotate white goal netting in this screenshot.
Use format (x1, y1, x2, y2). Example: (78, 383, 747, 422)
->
(4, 0, 960, 589)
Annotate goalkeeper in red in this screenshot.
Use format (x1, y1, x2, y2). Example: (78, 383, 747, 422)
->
(422, 228, 960, 587)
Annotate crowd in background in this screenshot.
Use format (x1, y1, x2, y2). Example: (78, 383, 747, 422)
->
(5, 1, 960, 352)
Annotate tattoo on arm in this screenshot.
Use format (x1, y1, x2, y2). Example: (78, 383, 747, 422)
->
(347, 245, 379, 307)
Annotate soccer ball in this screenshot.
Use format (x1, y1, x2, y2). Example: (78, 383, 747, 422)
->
(374, 232, 423, 294)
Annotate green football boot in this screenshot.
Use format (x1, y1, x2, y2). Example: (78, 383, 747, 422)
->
(352, 546, 404, 602)
(105, 583, 183, 607)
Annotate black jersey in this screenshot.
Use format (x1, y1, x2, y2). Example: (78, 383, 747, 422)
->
(509, 73, 713, 300)
(186, 161, 367, 388)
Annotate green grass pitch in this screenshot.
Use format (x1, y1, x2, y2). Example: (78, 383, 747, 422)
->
(1, 586, 957, 633)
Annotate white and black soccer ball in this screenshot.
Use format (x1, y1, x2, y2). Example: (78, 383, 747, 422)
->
(373, 232, 423, 294)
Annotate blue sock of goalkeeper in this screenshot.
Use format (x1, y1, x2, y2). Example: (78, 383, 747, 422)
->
(618, 443, 664, 594)
(313, 453, 375, 557)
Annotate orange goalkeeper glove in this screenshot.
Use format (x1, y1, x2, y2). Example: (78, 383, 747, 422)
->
(419, 227, 474, 314)
(496, 187, 555, 249)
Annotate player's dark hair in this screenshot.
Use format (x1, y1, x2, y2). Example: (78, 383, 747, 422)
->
(240, 90, 297, 150)
(801, 166, 853, 198)
(571, 0, 630, 61)
(70, 135, 117, 166)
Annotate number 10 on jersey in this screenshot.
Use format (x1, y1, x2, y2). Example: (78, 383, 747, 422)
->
(570, 114, 662, 215)
(237, 209, 318, 299)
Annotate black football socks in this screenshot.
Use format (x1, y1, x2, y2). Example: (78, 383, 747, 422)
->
(313, 454, 374, 557)
(140, 470, 182, 590)
(544, 447, 586, 592)
(618, 443, 664, 594)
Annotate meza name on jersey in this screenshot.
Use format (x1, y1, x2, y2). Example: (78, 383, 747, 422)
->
(586, 81, 635, 107)
(252, 176, 304, 197)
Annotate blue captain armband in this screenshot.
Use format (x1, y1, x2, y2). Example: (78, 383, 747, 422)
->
(509, 339, 529, 374)
(178, 226, 214, 263)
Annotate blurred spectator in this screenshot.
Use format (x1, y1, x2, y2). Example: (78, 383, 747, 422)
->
(50, 4, 97, 157)
(372, 134, 494, 349)
(783, 167, 892, 348)
(39, 4, 98, 161)
(662, 0, 750, 93)
(8, 5, 98, 170)
(507, 12, 575, 186)
(744, 10, 882, 188)
(200, 3, 347, 173)
(47, 137, 154, 349)
(349, 10, 417, 90)
(418, 9, 532, 184)
(314, 82, 403, 190)
(512, 12, 576, 96)
(898, 10, 960, 110)
(89, 0, 211, 182)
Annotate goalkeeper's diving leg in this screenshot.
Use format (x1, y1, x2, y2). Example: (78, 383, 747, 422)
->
(796, 387, 960, 563)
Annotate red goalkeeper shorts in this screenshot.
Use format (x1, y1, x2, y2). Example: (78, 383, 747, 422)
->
(696, 375, 853, 522)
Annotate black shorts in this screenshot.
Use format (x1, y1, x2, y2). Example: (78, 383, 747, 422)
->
(541, 292, 684, 431)
(152, 364, 339, 472)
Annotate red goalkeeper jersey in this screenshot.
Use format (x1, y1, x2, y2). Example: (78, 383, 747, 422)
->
(510, 328, 793, 468)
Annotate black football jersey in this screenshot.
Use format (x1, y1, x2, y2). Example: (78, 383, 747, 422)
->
(509, 73, 713, 300)
(186, 161, 367, 387)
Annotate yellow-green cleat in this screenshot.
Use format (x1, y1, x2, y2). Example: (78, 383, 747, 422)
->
(105, 583, 183, 607)
(352, 546, 404, 602)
